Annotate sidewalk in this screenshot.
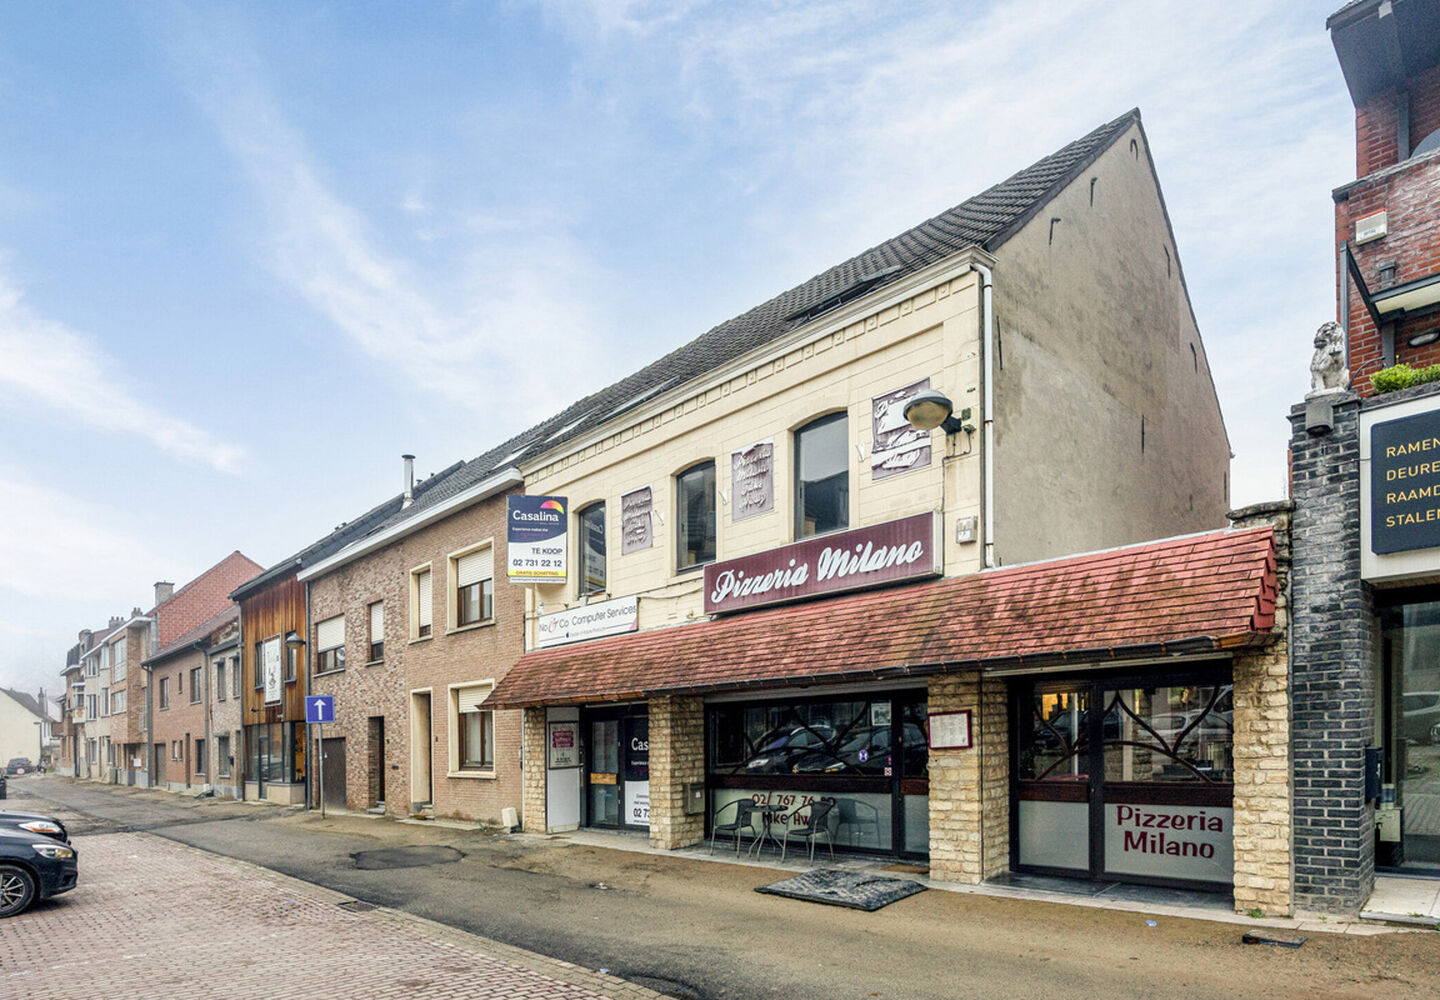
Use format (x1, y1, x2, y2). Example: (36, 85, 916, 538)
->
(0, 830, 667, 1000)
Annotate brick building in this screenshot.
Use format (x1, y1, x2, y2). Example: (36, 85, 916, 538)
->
(298, 458, 525, 822)
(144, 607, 239, 793)
(1281, 0, 1440, 916)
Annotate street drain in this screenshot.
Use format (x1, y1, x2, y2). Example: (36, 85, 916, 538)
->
(337, 901, 377, 912)
(352, 845, 464, 870)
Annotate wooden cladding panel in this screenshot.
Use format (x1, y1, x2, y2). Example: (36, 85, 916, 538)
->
(240, 575, 306, 724)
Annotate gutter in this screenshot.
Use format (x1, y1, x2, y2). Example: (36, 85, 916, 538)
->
(299, 466, 523, 581)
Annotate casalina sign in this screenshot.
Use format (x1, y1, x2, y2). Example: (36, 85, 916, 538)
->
(703, 511, 941, 615)
(507, 495, 568, 583)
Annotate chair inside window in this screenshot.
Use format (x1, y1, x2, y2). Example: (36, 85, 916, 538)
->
(835, 797, 881, 847)
(780, 799, 837, 863)
(711, 798, 762, 856)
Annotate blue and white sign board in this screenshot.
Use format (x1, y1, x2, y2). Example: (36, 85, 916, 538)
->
(305, 695, 335, 725)
(507, 495, 568, 584)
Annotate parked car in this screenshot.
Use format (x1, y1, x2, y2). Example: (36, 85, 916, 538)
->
(0, 827, 77, 918)
(0, 810, 68, 842)
(743, 724, 837, 773)
(5, 759, 33, 776)
(0, 772, 6, 799)
(1402, 692, 1440, 744)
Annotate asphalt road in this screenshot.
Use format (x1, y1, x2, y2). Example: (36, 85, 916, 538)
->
(10, 776, 1440, 1000)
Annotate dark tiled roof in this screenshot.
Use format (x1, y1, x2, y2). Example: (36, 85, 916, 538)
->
(488, 526, 1277, 708)
(354, 110, 1142, 542)
(144, 606, 240, 664)
(230, 460, 466, 599)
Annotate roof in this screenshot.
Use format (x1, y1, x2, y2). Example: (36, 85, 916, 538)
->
(152, 551, 262, 648)
(1, 688, 53, 722)
(331, 110, 1142, 547)
(143, 605, 240, 665)
(487, 526, 1277, 709)
(229, 460, 465, 600)
(1329, 0, 1440, 105)
(78, 622, 123, 660)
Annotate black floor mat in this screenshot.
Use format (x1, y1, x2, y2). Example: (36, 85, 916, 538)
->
(756, 868, 926, 911)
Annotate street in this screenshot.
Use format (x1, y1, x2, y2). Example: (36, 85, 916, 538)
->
(6, 776, 1440, 1000)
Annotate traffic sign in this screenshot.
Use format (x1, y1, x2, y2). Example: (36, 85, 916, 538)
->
(305, 695, 335, 724)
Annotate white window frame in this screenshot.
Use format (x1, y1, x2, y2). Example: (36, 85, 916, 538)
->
(100, 686, 110, 716)
(410, 563, 434, 641)
(447, 680, 496, 778)
(110, 689, 126, 715)
(447, 541, 495, 632)
(111, 637, 127, 682)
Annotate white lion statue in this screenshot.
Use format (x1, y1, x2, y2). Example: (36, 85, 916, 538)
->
(1310, 321, 1349, 394)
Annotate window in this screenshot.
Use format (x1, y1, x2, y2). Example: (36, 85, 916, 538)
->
(171, 740, 181, 761)
(85, 654, 97, 678)
(112, 638, 126, 681)
(368, 601, 384, 661)
(232, 657, 241, 700)
(216, 660, 227, 701)
(795, 412, 850, 537)
(578, 503, 606, 596)
(110, 689, 126, 715)
(285, 644, 298, 683)
(190, 667, 202, 703)
(159, 677, 170, 710)
(194, 738, 206, 775)
(412, 566, 433, 638)
(217, 734, 231, 777)
(452, 684, 495, 771)
(676, 461, 716, 570)
(86, 694, 96, 720)
(253, 642, 264, 689)
(315, 615, 346, 674)
(177, 670, 183, 695)
(453, 547, 494, 628)
(86, 739, 96, 764)
(100, 686, 109, 716)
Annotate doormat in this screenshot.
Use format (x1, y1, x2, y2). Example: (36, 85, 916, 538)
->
(756, 869, 926, 911)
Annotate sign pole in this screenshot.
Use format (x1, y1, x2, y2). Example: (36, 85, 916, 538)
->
(317, 720, 325, 819)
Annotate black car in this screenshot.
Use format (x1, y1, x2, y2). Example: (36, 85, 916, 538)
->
(5, 758, 33, 776)
(0, 810, 68, 842)
(0, 827, 77, 917)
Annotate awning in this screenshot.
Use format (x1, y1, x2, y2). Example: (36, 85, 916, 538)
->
(488, 526, 1278, 709)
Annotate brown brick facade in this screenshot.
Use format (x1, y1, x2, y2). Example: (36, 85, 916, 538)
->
(307, 489, 525, 823)
(149, 646, 208, 789)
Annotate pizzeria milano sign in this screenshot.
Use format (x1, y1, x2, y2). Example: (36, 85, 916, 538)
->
(703, 511, 941, 615)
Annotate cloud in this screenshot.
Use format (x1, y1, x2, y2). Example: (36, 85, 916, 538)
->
(166, 17, 622, 427)
(0, 267, 246, 474)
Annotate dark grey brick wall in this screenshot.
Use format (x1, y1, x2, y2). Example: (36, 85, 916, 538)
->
(1288, 392, 1377, 913)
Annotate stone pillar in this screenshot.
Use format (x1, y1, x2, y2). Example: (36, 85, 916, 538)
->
(521, 707, 547, 834)
(928, 671, 1005, 883)
(647, 696, 705, 849)
(1288, 394, 1377, 913)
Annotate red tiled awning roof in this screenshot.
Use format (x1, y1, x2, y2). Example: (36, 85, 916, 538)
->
(488, 526, 1278, 709)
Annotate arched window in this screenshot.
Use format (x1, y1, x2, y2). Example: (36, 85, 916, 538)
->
(578, 502, 606, 596)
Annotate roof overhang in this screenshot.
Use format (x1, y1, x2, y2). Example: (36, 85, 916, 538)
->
(1329, 0, 1440, 107)
(299, 466, 523, 581)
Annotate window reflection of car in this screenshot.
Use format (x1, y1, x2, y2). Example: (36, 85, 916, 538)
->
(1150, 711, 1232, 748)
(744, 725, 836, 773)
(1403, 693, 1440, 745)
(790, 726, 889, 774)
(1033, 710, 1120, 748)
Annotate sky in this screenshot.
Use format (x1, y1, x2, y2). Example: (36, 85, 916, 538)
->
(0, 0, 1355, 700)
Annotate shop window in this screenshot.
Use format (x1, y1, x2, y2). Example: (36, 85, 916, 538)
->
(794, 412, 850, 538)
(450, 546, 494, 628)
(676, 461, 716, 571)
(578, 503, 606, 596)
(315, 615, 346, 674)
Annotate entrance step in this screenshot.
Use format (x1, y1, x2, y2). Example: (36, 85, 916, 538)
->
(1360, 874, 1440, 926)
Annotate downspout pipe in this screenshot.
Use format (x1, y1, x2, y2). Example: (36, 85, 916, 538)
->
(973, 261, 997, 569)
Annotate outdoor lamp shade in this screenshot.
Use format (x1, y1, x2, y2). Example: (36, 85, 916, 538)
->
(903, 389, 955, 431)
(284, 630, 305, 649)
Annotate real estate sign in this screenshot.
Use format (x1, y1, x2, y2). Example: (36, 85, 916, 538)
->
(507, 496, 568, 584)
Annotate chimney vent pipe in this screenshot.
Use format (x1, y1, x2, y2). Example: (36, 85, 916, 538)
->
(402, 454, 416, 508)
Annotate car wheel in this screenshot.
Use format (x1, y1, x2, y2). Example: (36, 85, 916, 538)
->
(0, 864, 37, 918)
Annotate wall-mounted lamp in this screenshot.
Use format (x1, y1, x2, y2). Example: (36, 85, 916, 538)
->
(1408, 329, 1440, 348)
(903, 389, 973, 435)
(284, 631, 305, 650)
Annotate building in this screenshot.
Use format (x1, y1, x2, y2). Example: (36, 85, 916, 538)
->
(144, 607, 239, 794)
(297, 455, 525, 821)
(1284, 0, 1440, 915)
(206, 617, 243, 798)
(465, 110, 1299, 911)
(0, 687, 54, 769)
(231, 464, 460, 806)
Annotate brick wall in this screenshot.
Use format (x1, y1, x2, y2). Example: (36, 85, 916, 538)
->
(1353, 67, 1440, 177)
(307, 489, 525, 823)
(150, 647, 208, 790)
(1287, 395, 1377, 913)
(647, 696, 704, 849)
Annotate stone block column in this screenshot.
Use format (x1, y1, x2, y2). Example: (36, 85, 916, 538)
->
(521, 707, 547, 834)
(647, 696, 705, 850)
(1233, 638, 1294, 915)
(928, 671, 1006, 883)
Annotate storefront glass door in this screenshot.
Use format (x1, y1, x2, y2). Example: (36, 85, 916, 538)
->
(587, 719, 620, 827)
(585, 710, 650, 831)
(1380, 600, 1440, 873)
(1014, 667, 1234, 890)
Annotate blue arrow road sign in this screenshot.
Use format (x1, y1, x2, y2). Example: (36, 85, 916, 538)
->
(305, 695, 335, 725)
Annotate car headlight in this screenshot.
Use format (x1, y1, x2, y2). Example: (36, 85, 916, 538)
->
(19, 821, 63, 837)
(32, 843, 75, 860)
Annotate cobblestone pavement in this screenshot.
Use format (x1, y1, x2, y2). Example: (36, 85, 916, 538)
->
(0, 831, 667, 1000)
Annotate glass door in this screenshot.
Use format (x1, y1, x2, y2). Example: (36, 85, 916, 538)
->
(1381, 600, 1440, 872)
(587, 719, 620, 828)
(1015, 684, 1094, 873)
(622, 717, 650, 828)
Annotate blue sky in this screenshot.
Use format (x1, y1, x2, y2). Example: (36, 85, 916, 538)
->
(0, 1, 1354, 698)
